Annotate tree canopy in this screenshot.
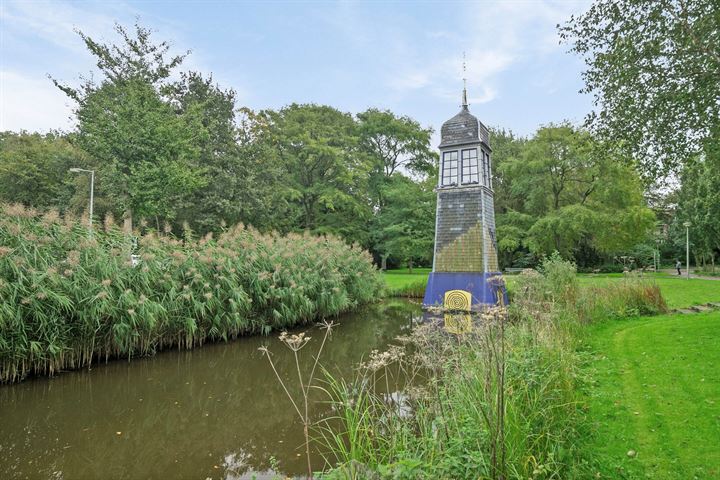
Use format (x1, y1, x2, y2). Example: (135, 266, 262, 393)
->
(0, 19, 672, 271)
(494, 124, 655, 267)
(560, 0, 720, 178)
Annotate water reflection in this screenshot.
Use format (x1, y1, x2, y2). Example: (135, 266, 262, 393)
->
(0, 299, 422, 480)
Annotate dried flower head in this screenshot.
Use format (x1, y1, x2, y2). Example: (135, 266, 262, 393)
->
(279, 331, 311, 351)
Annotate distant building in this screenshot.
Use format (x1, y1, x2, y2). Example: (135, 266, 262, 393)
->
(422, 86, 506, 311)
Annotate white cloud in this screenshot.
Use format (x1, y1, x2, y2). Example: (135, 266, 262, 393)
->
(0, 70, 75, 132)
(0, 0, 125, 54)
(0, 0, 251, 132)
(383, 0, 590, 104)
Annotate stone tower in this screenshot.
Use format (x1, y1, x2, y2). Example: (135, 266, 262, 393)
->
(422, 86, 505, 311)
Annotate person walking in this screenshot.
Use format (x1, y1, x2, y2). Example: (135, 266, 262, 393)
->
(676, 259, 682, 275)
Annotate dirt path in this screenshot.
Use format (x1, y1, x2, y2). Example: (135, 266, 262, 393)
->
(659, 269, 720, 281)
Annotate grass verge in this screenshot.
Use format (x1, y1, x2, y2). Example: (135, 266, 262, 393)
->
(582, 311, 720, 478)
(319, 256, 673, 479)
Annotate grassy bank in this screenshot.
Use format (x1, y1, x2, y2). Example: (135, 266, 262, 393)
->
(0, 204, 383, 383)
(583, 311, 720, 478)
(319, 257, 673, 478)
(382, 268, 430, 297)
(343, 265, 720, 479)
(577, 273, 720, 309)
(383, 268, 720, 309)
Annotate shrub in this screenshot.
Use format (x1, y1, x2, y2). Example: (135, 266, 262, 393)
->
(575, 277, 668, 322)
(0, 204, 383, 382)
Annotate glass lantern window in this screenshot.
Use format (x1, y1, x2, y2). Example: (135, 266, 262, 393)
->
(461, 149, 479, 184)
(441, 151, 458, 186)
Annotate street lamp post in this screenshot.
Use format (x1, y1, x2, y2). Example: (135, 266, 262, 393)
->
(70, 168, 95, 231)
(683, 221, 691, 280)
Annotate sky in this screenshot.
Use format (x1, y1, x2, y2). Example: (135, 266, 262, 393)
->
(0, 0, 593, 141)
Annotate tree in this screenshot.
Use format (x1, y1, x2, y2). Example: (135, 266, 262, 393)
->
(498, 124, 655, 265)
(73, 77, 206, 228)
(167, 72, 253, 233)
(357, 109, 436, 206)
(53, 22, 204, 231)
(560, 0, 720, 178)
(674, 155, 720, 270)
(372, 175, 436, 271)
(262, 104, 371, 234)
(0, 132, 87, 210)
(488, 127, 527, 215)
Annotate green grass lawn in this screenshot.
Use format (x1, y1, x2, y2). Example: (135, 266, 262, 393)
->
(382, 269, 719, 308)
(382, 268, 720, 477)
(382, 268, 430, 296)
(583, 311, 720, 479)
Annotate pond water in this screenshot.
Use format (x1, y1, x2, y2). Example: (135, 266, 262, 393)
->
(0, 299, 422, 480)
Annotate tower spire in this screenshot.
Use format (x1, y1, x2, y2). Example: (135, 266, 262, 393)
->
(462, 52, 468, 109)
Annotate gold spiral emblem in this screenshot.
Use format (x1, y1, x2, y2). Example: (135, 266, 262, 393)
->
(444, 314, 472, 335)
(443, 290, 472, 312)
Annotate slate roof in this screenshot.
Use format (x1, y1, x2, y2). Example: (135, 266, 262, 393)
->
(439, 105, 490, 149)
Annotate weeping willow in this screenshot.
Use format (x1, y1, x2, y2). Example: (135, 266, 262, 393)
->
(0, 204, 383, 383)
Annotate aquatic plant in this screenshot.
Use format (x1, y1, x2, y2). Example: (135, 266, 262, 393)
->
(260, 320, 336, 480)
(0, 204, 383, 383)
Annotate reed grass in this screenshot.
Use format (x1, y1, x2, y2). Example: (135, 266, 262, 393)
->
(0, 203, 383, 383)
(317, 255, 670, 479)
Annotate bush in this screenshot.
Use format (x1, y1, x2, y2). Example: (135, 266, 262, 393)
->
(575, 277, 668, 322)
(0, 204, 383, 382)
(577, 263, 625, 274)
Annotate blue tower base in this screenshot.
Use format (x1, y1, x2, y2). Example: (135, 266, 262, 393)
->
(422, 272, 508, 311)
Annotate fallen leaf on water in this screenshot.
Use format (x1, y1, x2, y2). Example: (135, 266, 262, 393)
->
(116, 432, 122, 435)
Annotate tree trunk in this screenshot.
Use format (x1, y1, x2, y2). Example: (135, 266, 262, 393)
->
(712, 253, 716, 273)
(381, 254, 388, 271)
(123, 208, 133, 234)
(408, 259, 413, 274)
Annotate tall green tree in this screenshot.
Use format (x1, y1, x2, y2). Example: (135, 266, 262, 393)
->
(357, 109, 436, 205)
(167, 72, 249, 232)
(560, 0, 720, 177)
(53, 22, 204, 231)
(674, 156, 720, 270)
(262, 104, 371, 237)
(372, 175, 436, 271)
(0, 132, 88, 210)
(498, 124, 655, 264)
